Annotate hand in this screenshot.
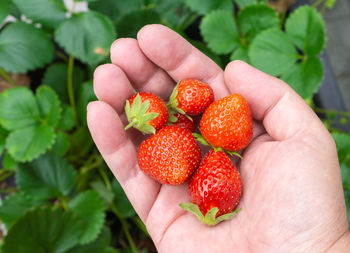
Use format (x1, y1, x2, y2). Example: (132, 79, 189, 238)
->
(87, 24, 349, 253)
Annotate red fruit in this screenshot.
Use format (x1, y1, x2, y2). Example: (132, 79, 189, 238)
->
(180, 150, 242, 225)
(200, 93, 253, 152)
(169, 79, 214, 115)
(170, 113, 195, 132)
(125, 92, 168, 134)
(138, 125, 201, 185)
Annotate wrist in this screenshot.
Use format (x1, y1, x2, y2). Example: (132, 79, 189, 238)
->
(327, 231, 350, 253)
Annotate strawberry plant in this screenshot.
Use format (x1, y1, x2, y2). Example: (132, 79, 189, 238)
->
(0, 0, 349, 252)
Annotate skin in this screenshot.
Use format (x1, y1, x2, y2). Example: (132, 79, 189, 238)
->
(87, 24, 350, 253)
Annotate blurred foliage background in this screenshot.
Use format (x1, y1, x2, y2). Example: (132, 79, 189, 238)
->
(0, 0, 349, 252)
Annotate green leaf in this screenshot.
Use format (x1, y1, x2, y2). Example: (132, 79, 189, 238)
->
(0, 87, 39, 130)
(36, 85, 62, 127)
(333, 133, 350, 164)
(91, 181, 114, 204)
(71, 127, 94, 156)
(2, 152, 17, 171)
(238, 4, 279, 43)
(285, 6, 325, 56)
(117, 9, 161, 38)
(59, 105, 75, 131)
(184, 0, 233, 15)
(249, 28, 298, 76)
(236, 0, 268, 7)
(230, 45, 249, 62)
(345, 191, 350, 229)
(112, 180, 135, 218)
(67, 227, 116, 253)
(77, 81, 96, 126)
(88, 0, 141, 23)
(281, 56, 323, 98)
(0, 0, 11, 24)
(51, 131, 70, 156)
(0, 192, 46, 229)
(6, 125, 56, 162)
(17, 153, 77, 200)
(68, 190, 105, 244)
(0, 86, 62, 162)
(1, 208, 83, 253)
(341, 163, 350, 192)
(55, 11, 116, 65)
(12, 0, 67, 29)
(200, 10, 239, 54)
(0, 22, 54, 73)
(234, 0, 257, 8)
(191, 40, 223, 68)
(42, 63, 85, 105)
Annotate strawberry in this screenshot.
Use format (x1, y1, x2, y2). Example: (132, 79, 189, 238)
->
(200, 93, 253, 152)
(180, 150, 242, 225)
(169, 113, 195, 132)
(125, 92, 168, 134)
(169, 79, 214, 115)
(138, 125, 201, 185)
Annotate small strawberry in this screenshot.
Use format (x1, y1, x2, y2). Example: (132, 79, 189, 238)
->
(180, 150, 242, 225)
(200, 93, 253, 152)
(138, 125, 201, 185)
(125, 92, 168, 134)
(168, 113, 195, 132)
(169, 79, 214, 115)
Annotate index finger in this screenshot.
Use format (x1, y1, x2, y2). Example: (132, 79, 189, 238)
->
(137, 24, 230, 99)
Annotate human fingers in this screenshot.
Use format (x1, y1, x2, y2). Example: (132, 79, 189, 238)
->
(93, 64, 134, 115)
(110, 38, 175, 98)
(87, 101, 160, 221)
(224, 60, 330, 141)
(137, 24, 230, 100)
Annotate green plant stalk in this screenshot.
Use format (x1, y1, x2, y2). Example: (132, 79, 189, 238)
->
(80, 155, 104, 174)
(313, 107, 350, 117)
(98, 166, 112, 191)
(55, 50, 69, 62)
(0, 187, 17, 194)
(0, 171, 14, 181)
(67, 55, 79, 127)
(96, 165, 138, 252)
(0, 68, 17, 87)
(58, 196, 69, 211)
(111, 204, 138, 253)
(313, 0, 324, 7)
(177, 13, 200, 31)
(132, 216, 150, 237)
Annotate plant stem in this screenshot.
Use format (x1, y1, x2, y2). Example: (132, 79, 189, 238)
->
(80, 155, 103, 174)
(0, 171, 14, 181)
(0, 68, 17, 87)
(0, 187, 17, 194)
(55, 50, 69, 62)
(98, 166, 112, 191)
(313, 0, 324, 7)
(111, 204, 138, 253)
(67, 55, 79, 127)
(132, 216, 150, 237)
(313, 107, 350, 117)
(58, 196, 69, 211)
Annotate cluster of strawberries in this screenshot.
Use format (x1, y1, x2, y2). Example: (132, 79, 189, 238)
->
(125, 79, 253, 225)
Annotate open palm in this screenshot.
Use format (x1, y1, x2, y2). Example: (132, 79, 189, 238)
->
(87, 25, 348, 253)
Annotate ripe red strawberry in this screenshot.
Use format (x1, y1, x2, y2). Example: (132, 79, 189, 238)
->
(169, 79, 214, 115)
(169, 113, 195, 132)
(200, 93, 253, 152)
(125, 92, 168, 134)
(138, 125, 201, 185)
(180, 150, 242, 225)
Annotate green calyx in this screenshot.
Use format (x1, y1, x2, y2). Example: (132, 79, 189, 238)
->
(192, 133, 242, 159)
(179, 202, 241, 226)
(169, 82, 186, 115)
(124, 93, 159, 135)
